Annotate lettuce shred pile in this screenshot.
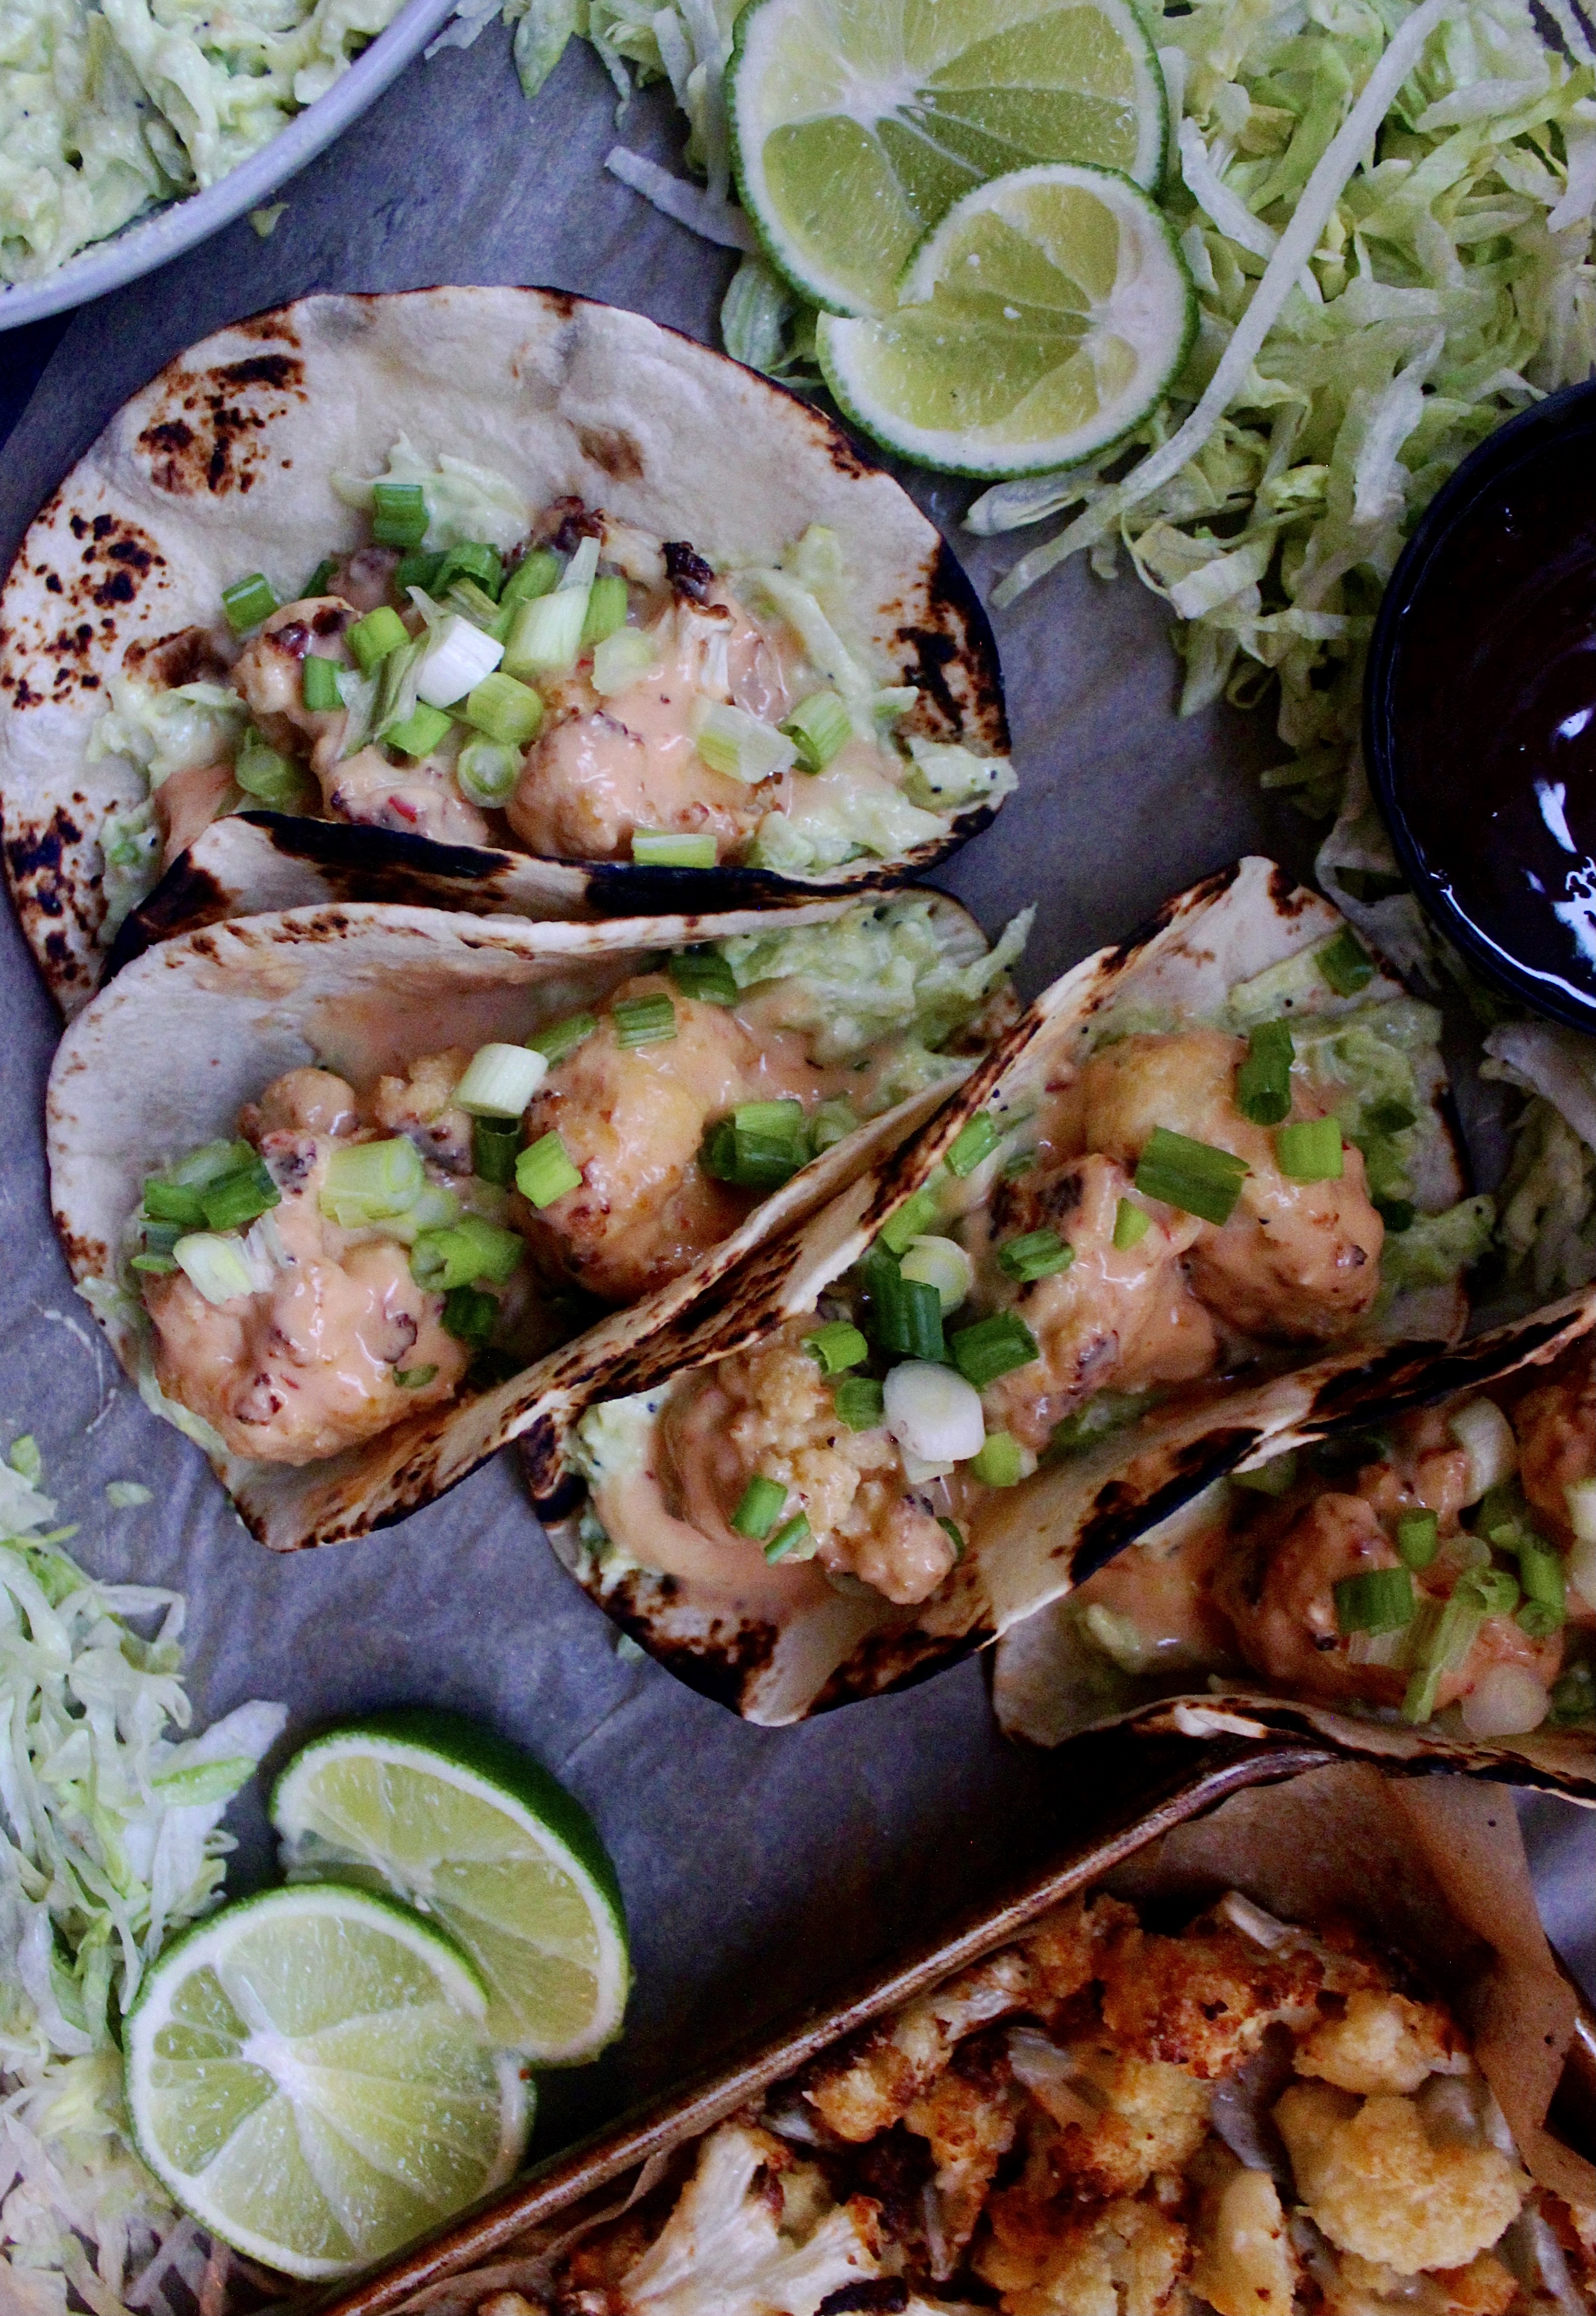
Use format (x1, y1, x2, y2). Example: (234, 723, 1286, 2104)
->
(0, 1442, 284, 2316)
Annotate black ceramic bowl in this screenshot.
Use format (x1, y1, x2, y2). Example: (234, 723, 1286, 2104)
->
(1367, 377, 1596, 1032)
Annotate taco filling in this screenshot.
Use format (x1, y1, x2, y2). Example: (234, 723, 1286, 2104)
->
(1055, 1331, 1596, 1747)
(571, 930, 1491, 1613)
(122, 898, 1024, 1465)
(89, 452, 1014, 932)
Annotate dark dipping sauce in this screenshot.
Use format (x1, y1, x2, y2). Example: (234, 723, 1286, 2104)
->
(1370, 382, 1596, 1029)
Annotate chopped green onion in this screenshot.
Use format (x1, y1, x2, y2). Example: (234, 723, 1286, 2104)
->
(1458, 1566, 1521, 1616)
(998, 1228, 1072, 1283)
(397, 549, 445, 595)
(1235, 1019, 1294, 1126)
(527, 1013, 597, 1067)
(1112, 1198, 1151, 1253)
(416, 614, 505, 709)
(581, 574, 628, 646)
(302, 654, 343, 712)
(1402, 1591, 1487, 1725)
(951, 1311, 1040, 1388)
(503, 588, 588, 680)
(143, 1178, 208, 1228)
(172, 1233, 256, 1305)
(222, 572, 278, 634)
(304, 557, 339, 598)
(472, 1115, 520, 1186)
(694, 702, 797, 785)
(971, 1431, 1024, 1487)
(1233, 1452, 1298, 1496)
(812, 1100, 857, 1153)
(833, 1376, 885, 1431)
(946, 1111, 1001, 1179)
(592, 628, 659, 697)
(805, 1321, 868, 1375)
(385, 702, 453, 759)
(235, 727, 309, 809)
(434, 541, 504, 599)
(1551, 1663, 1596, 1725)
(1333, 1565, 1414, 1635)
(668, 946, 739, 1005)
(879, 1186, 940, 1257)
(1518, 1599, 1566, 1639)
(320, 1136, 426, 1226)
(198, 1157, 280, 1233)
(1396, 1509, 1439, 1569)
(1049, 1393, 1145, 1458)
(1274, 1117, 1344, 1182)
(441, 1283, 498, 1348)
(870, 1267, 946, 1360)
(780, 690, 852, 772)
(131, 1253, 178, 1275)
(455, 1042, 547, 1119)
(1317, 926, 1375, 997)
(1376, 1199, 1416, 1234)
(410, 1215, 523, 1292)
(463, 672, 543, 747)
(731, 1474, 786, 1539)
(1134, 1126, 1249, 1226)
(501, 549, 560, 609)
(372, 481, 429, 549)
(613, 994, 676, 1049)
(395, 1365, 438, 1389)
(900, 1235, 974, 1312)
(1517, 1538, 1566, 1616)
(444, 579, 513, 644)
(703, 1102, 810, 1189)
(1002, 1149, 1037, 1178)
(631, 831, 718, 868)
(937, 1516, 965, 1561)
(1365, 1098, 1417, 1135)
(516, 1131, 582, 1208)
(457, 739, 522, 809)
(348, 606, 409, 674)
(764, 1512, 815, 1562)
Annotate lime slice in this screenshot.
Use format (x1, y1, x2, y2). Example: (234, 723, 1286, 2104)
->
(270, 1710, 629, 2064)
(817, 162, 1196, 478)
(729, 0, 1166, 315)
(123, 1884, 527, 2280)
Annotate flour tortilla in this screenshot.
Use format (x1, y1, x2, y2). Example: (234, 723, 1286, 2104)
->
(1, 287, 1008, 1017)
(993, 1282, 1596, 1800)
(533, 856, 1475, 1726)
(45, 894, 987, 1551)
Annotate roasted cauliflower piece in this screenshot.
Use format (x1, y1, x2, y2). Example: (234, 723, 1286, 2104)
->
(805, 1946, 1033, 2141)
(1274, 2083, 1526, 2274)
(1046, 2044, 1212, 2199)
(1189, 2159, 1298, 2316)
(1295, 1990, 1471, 2097)
(979, 2192, 1190, 2316)
(905, 2040, 1019, 2273)
(1098, 1916, 1325, 2079)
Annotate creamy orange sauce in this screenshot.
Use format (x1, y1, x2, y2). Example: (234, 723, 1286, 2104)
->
(590, 1432, 835, 1618)
(155, 761, 237, 869)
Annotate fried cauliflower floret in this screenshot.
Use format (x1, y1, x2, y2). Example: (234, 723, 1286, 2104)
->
(1098, 1918, 1324, 2079)
(1050, 2046, 1212, 2199)
(1295, 1991, 1472, 2097)
(1189, 2161, 1298, 2316)
(978, 2193, 1190, 2316)
(1434, 2252, 1520, 2314)
(371, 1047, 474, 1172)
(1023, 1894, 1133, 2017)
(905, 2043, 1018, 2266)
(804, 1947, 1034, 2141)
(1274, 2084, 1526, 2274)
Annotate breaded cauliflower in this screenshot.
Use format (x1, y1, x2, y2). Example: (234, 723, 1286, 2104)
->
(1274, 2084, 1526, 2274)
(1098, 1917, 1325, 2079)
(1049, 2045, 1212, 2199)
(1295, 1990, 1471, 2097)
(979, 2193, 1190, 2316)
(1190, 2161, 1298, 2316)
(805, 1947, 1033, 2140)
(906, 2042, 1019, 2267)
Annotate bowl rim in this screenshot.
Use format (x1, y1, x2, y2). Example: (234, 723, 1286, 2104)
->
(0, 0, 461, 335)
(1365, 372, 1596, 1033)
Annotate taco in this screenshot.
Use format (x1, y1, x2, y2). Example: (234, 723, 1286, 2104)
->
(46, 890, 1024, 1550)
(0, 287, 1011, 1018)
(532, 857, 1494, 1724)
(993, 1284, 1596, 1797)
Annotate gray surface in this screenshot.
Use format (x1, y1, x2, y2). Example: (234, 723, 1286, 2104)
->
(2, 16, 1594, 2178)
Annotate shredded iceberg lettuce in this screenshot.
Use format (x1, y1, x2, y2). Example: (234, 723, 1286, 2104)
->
(332, 438, 533, 554)
(0, 1441, 285, 2311)
(1484, 1019, 1596, 1294)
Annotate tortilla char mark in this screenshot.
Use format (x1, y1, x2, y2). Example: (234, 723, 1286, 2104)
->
(136, 349, 307, 499)
(0, 505, 173, 713)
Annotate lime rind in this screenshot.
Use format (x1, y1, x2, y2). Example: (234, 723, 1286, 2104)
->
(124, 1881, 529, 2281)
(729, 0, 1167, 317)
(270, 1711, 630, 2065)
(816, 159, 1196, 480)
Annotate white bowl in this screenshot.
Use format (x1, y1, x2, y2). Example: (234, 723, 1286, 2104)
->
(0, 0, 461, 333)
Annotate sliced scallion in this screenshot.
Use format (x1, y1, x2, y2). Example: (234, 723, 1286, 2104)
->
(410, 1215, 523, 1292)
(805, 1321, 867, 1375)
(998, 1228, 1072, 1283)
(503, 588, 588, 680)
(812, 1100, 857, 1153)
(731, 1474, 785, 1539)
(222, 572, 278, 634)
(971, 1430, 1024, 1487)
(302, 654, 343, 713)
(320, 1136, 427, 1227)
(395, 1364, 439, 1389)
(173, 1233, 257, 1306)
(1275, 1116, 1344, 1181)
(833, 1376, 885, 1431)
(235, 727, 308, 809)
(946, 1111, 1001, 1179)
(900, 1235, 973, 1312)
(416, 614, 504, 710)
(1396, 1509, 1439, 1568)
(1235, 1018, 1294, 1126)
(592, 628, 659, 697)
(348, 606, 409, 674)
(613, 994, 676, 1049)
(527, 1013, 598, 1067)
(668, 947, 739, 1005)
(694, 702, 797, 786)
(1366, 1097, 1417, 1135)
(702, 1103, 810, 1189)
(879, 1187, 940, 1257)
(1112, 1199, 1151, 1253)
(198, 1157, 280, 1233)
(501, 549, 560, 610)
(304, 557, 339, 598)
(1233, 1452, 1298, 1496)
(951, 1311, 1040, 1387)
(443, 578, 512, 644)
(1333, 1565, 1414, 1635)
(1134, 1126, 1249, 1226)
(371, 481, 429, 549)
(581, 575, 628, 646)
(764, 1512, 815, 1563)
(384, 702, 453, 759)
(441, 1283, 498, 1347)
(631, 831, 718, 868)
(937, 1516, 965, 1561)
(454, 1042, 548, 1119)
(780, 690, 851, 773)
(396, 549, 445, 594)
(457, 739, 522, 809)
(516, 1131, 582, 1208)
(871, 1267, 945, 1361)
(472, 1115, 520, 1186)
(462, 672, 543, 747)
(434, 541, 504, 599)
(1317, 926, 1375, 997)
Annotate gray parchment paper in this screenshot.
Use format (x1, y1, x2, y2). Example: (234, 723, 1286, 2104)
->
(2, 20, 1594, 2175)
